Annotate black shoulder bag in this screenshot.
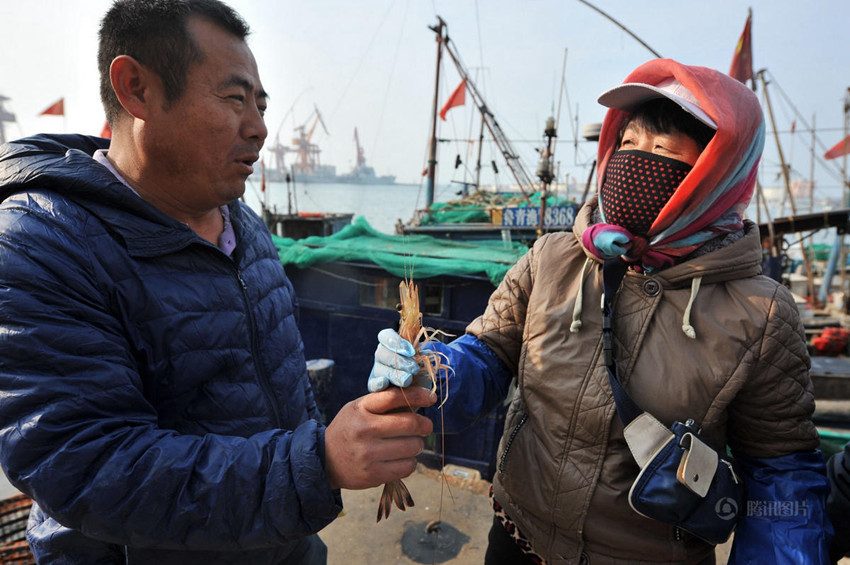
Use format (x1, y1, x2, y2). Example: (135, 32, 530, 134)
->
(602, 258, 745, 545)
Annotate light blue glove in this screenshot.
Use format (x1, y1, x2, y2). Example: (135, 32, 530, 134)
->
(368, 328, 420, 392)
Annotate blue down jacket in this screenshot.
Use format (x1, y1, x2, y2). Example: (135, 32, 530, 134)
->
(0, 134, 342, 564)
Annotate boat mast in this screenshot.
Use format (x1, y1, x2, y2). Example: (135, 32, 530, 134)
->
(0, 95, 17, 145)
(536, 118, 556, 234)
(841, 89, 850, 305)
(759, 70, 817, 305)
(475, 117, 484, 191)
(425, 18, 446, 208)
(435, 20, 536, 199)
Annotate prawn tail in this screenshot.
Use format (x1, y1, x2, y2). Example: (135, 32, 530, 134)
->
(376, 479, 415, 522)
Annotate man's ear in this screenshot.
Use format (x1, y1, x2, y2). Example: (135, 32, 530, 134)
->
(109, 55, 156, 120)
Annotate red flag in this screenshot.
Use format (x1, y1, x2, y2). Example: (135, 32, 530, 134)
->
(824, 134, 850, 160)
(728, 12, 753, 84)
(439, 80, 466, 121)
(100, 121, 112, 139)
(261, 159, 266, 192)
(39, 98, 64, 116)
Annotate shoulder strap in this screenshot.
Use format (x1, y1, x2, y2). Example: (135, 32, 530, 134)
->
(601, 259, 643, 427)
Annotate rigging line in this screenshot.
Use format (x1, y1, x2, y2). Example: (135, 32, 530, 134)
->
(475, 0, 485, 76)
(762, 70, 846, 186)
(554, 49, 567, 132)
(452, 41, 534, 175)
(370, 0, 411, 165)
(273, 88, 313, 146)
(575, 0, 662, 59)
(439, 58, 466, 184)
(765, 69, 846, 169)
(464, 67, 486, 186)
(327, 0, 397, 125)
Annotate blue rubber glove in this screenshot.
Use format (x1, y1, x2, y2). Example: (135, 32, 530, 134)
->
(368, 328, 420, 392)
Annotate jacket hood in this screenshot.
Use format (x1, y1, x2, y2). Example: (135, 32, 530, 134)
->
(2, 134, 113, 200)
(0, 134, 244, 257)
(596, 59, 765, 245)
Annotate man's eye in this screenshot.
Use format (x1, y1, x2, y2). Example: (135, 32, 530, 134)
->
(229, 95, 245, 102)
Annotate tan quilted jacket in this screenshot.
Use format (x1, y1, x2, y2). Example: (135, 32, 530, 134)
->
(469, 201, 819, 564)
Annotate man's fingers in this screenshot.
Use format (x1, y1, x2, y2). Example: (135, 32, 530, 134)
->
(366, 387, 436, 415)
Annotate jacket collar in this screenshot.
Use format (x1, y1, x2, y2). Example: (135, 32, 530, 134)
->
(573, 199, 763, 287)
(0, 134, 241, 259)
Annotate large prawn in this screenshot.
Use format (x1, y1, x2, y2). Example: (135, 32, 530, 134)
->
(376, 279, 452, 522)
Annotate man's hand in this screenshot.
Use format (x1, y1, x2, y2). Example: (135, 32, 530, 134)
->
(324, 386, 435, 490)
(368, 328, 419, 392)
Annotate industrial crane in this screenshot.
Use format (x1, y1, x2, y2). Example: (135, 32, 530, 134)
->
(289, 105, 330, 177)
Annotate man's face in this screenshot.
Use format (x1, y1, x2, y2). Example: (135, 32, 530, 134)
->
(143, 16, 268, 211)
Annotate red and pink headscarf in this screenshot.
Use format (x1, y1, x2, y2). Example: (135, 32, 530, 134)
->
(582, 59, 765, 272)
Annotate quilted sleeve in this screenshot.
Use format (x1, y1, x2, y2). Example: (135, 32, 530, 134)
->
(726, 285, 819, 458)
(466, 240, 536, 373)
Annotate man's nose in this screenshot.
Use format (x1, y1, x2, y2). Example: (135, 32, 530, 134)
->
(244, 105, 268, 147)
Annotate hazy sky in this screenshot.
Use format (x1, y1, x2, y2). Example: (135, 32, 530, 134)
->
(1, 0, 848, 202)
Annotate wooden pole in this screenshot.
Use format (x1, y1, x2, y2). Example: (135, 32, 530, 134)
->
(759, 70, 817, 305)
(475, 116, 484, 191)
(425, 18, 446, 209)
(841, 89, 850, 310)
(809, 114, 816, 214)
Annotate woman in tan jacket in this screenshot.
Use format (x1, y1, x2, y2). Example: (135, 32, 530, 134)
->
(370, 59, 832, 564)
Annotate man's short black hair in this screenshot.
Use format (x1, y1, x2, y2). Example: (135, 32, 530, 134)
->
(619, 98, 716, 151)
(98, 0, 250, 125)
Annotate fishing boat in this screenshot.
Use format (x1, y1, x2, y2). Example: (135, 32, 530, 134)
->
(399, 17, 580, 246)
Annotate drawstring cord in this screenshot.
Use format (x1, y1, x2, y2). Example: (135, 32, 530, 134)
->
(570, 257, 593, 332)
(573, 258, 702, 339)
(681, 276, 702, 339)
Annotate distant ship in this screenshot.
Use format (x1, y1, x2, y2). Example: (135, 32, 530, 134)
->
(335, 128, 396, 185)
(266, 106, 395, 185)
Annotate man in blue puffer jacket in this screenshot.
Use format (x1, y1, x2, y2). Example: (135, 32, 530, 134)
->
(0, 1, 434, 563)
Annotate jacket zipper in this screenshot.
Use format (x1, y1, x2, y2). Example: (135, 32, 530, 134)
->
(499, 413, 528, 474)
(235, 268, 283, 427)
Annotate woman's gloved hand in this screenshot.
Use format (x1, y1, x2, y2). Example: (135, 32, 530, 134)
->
(368, 328, 420, 392)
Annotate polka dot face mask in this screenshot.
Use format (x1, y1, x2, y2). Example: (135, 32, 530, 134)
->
(599, 150, 692, 236)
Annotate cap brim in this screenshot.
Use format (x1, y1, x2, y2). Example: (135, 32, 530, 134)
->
(598, 83, 717, 129)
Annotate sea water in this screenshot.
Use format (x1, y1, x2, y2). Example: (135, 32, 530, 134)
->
(243, 178, 456, 235)
(242, 176, 844, 268)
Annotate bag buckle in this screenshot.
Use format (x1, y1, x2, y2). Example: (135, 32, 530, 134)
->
(721, 458, 741, 485)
